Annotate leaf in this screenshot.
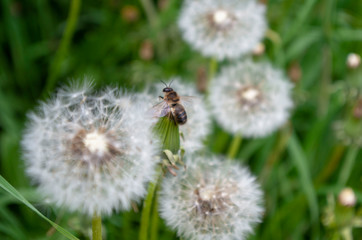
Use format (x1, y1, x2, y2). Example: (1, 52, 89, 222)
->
(337, 147, 359, 188)
(287, 133, 319, 223)
(334, 29, 362, 41)
(285, 29, 322, 62)
(0, 175, 79, 240)
(283, 0, 318, 43)
(153, 116, 180, 154)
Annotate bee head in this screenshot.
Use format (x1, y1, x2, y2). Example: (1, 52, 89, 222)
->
(163, 87, 173, 92)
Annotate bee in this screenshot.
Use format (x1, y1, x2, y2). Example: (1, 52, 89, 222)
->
(153, 80, 193, 125)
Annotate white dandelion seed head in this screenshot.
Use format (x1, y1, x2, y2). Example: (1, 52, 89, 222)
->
(159, 155, 264, 240)
(210, 59, 293, 138)
(178, 0, 267, 60)
(21, 82, 158, 216)
(149, 79, 211, 152)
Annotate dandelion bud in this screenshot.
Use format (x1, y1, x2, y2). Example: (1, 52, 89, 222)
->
(159, 155, 264, 240)
(22, 82, 158, 216)
(347, 53, 361, 69)
(338, 188, 356, 207)
(178, 0, 267, 60)
(210, 59, 293, 138)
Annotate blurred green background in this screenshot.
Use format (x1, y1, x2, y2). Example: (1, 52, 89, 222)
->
(1, 0, 362, 239)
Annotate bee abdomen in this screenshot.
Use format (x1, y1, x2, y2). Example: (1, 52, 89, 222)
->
(176, 110, 187, 125)
(172, 104, 187, 125)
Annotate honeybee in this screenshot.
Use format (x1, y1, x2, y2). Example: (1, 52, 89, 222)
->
(153, 80, 193, 125)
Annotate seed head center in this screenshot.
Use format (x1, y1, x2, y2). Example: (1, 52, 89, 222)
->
(237, 86, 262, 107)
(208, 9, 234, 30)
(213, 10, 229, 24)
(242, 88, 260, 101)
(84, 131, 108, 155)
(199, 187, 215, 201)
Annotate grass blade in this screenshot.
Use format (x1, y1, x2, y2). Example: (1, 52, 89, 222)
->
(337, 147, 359, 188)
(0, 175, 79, 240)
(287, 133, 319, 223)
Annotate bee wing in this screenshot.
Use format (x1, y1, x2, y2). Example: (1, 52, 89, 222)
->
(151, 101, 170, 117)
(180, 96, 197, 107)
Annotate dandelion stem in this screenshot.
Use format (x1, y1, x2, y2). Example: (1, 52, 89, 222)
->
(139, 166, 162, 240)
(337, 147, 359, 188)
(92, 213, 102, 240)
(150, 184, 160, 240)
(227, 134, 242, 159)
(43, 0, 81, 97)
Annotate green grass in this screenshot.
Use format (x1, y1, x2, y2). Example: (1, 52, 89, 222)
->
(0, 0, 361, 239)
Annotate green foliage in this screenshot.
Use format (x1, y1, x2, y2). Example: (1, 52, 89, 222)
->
(153, 116, 180, 154)
(0, 175, 78, 240)
(0, 0, 361, 239)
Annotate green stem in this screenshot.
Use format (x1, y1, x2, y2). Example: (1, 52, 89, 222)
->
(139, 166, 162, 240)
(92, 214, 102, 240)
(43, 0, 81, 97)
(150, 184, 160, 240)
(139, 0, 157, 26)
(227, 134, 242, 159)
(337, 147, 359, 188)
(318, 46, 331, 116)
(318, 0, 335, 116)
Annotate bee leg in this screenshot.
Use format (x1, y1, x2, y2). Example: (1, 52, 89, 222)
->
(158, 96, 164, 100)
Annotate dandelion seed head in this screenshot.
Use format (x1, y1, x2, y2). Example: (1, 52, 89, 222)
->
(178, 0, 267, 60)
(210, 59, 293, 138)
(22, 81, 158, 216)
(160, 155, 263, 240)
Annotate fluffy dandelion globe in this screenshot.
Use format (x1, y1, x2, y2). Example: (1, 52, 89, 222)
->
(178, 0, 267, 60)
(21, 82, 158, 216)
(159, 155, 263, 240)
(209, 59, 293, 138)
(150, 79, 211, 152)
